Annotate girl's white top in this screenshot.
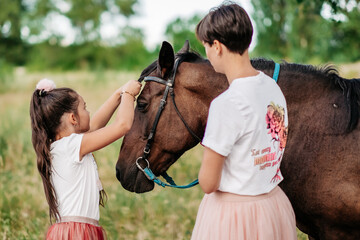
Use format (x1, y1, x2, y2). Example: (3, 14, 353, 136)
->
(51, 133, 102, 220)
(202, 71, 288, 196)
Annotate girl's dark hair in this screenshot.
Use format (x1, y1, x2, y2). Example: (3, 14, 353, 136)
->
(196, 3, 253, 55)
(30, 87, 79, 222)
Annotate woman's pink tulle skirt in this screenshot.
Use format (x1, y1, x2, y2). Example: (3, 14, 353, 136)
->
(191, 186, 297, 240)
(46, 218, 106, 240)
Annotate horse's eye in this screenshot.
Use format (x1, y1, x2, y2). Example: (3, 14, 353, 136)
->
(137, 101, 148, 112)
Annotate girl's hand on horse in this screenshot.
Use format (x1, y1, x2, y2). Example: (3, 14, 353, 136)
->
(119, 80, 142, 100)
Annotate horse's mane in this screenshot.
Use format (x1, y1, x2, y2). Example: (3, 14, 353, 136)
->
(251, 57, 339, 77)
(252, 58, 360, 132)
(138, 53, 359, 133)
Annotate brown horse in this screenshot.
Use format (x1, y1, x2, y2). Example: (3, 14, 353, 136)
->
(116, 41, 360, 240)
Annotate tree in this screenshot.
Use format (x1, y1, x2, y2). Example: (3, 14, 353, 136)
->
(0, 0, 29, 65)
(0, 0, 139, 67)
(65, 0, 137, 43)
(250, 0, 360, 63)
(324, 2, 360, 62)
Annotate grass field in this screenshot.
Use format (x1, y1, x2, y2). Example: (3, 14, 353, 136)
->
(2, 63, 359, 239)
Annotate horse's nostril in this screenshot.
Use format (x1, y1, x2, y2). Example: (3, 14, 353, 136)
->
(115, 167, 121, 182)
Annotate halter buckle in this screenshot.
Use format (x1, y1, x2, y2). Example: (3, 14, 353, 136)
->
(136, 157, 152, 180)
(144, 147, 150, 154)
(160, 99, 166, 108)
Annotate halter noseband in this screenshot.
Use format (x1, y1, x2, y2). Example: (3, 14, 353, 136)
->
(136, 58, 200, 189)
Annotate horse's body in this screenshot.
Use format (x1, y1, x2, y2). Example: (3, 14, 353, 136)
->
(116, 41, 360, 240)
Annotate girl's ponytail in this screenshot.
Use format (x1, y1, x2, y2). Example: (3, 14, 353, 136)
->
(30, 80, 79, 222)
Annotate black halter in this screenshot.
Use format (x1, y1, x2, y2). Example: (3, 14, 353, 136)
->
(135, 58, 200, 189)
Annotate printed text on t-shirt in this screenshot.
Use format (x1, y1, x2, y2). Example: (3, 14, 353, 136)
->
(252, 147, 278, 170)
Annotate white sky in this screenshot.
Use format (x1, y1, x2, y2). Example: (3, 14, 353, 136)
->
(102, 0, 254, 50)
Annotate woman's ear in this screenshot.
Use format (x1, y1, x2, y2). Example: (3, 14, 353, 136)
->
(212, 40, 222, 56)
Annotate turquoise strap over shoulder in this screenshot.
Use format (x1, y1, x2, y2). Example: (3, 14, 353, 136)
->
(272, 63, 280, 82)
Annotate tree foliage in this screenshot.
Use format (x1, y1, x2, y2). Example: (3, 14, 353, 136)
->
(0, 0, 28, 65)
(26, 26, 156, 71)
(0, 0, 140, 70)
(1, 0, 137, 43)
(251, 0, 360, 63)
(1, 0, 360, 71)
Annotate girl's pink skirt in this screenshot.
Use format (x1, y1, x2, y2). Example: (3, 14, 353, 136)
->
(191, 186, 297, 240)
(46, 216, 107, 240)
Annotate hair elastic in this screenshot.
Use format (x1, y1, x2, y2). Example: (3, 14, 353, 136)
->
(36, 78, 56, 96)
(39, 89, 46, 97)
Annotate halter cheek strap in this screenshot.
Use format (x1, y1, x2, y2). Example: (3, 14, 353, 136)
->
(136, 58, 199, 189)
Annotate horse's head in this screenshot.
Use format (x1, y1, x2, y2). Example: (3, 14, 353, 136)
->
(115, 41, 227, 193)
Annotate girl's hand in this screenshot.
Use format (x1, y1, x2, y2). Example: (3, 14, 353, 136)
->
(121, 80, 142, 98)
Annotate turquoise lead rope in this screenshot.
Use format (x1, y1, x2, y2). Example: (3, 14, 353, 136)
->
(146, 167, 199, 189)
(136, 157, 199, 189)
(138, 63, 280, 189)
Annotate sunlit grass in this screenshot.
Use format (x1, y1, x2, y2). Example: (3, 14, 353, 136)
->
(0, 67, 328, 239)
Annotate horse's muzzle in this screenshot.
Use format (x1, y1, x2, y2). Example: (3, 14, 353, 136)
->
(115, 163, 154, 193)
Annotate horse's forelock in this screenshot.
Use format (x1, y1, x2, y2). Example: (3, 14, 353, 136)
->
(138, 61, 157, 82)
(175, 50, 204, 64)
(138, 51, 205, 82)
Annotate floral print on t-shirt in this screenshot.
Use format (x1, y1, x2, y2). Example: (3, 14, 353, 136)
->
(266, 102, 288, 182)
(266, 102, 288, 150)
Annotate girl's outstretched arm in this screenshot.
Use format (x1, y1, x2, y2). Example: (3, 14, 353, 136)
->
(79, 80, 141, 158)
(88, 88, 123, 132)
(89, 80, 141, 131)
(198, 147, 225, 194)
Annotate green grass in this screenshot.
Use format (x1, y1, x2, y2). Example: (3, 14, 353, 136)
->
(0, 69, 311, 239)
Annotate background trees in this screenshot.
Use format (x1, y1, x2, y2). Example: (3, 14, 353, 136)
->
(0, 0, 359, 71)
(251, 0, 360, 63)
(0, 0, 145, 71)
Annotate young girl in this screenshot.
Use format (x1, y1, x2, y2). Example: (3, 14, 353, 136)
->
(191, 3, 297, 240)
(30, 78, 141, 239)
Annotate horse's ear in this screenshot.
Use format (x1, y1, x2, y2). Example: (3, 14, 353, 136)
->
(177, 40, 190, 54)
(158, 41, 175, 79)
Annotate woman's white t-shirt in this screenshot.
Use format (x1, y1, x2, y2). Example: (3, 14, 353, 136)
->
(50, 133, 102, 220)
(202, 71, 288, 196)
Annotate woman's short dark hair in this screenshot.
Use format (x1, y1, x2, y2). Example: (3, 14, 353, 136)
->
(196, 3, 253, 55)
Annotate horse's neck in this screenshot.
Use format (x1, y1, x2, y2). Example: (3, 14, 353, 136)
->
(183, 63, 228, 139)
(203, 66, 229, 103)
